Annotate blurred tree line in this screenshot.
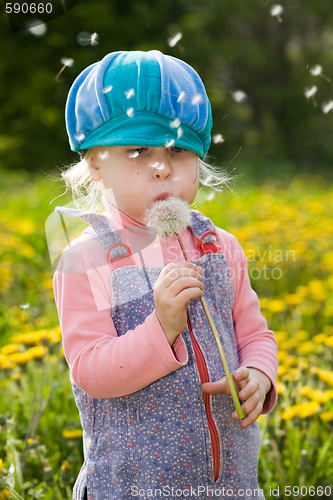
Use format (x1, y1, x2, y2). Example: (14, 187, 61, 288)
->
(1, 0, 333, 179)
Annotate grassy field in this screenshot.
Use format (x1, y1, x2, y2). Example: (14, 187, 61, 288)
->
(0, 170, 333, 499)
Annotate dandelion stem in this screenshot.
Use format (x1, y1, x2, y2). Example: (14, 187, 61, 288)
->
(176, 234, 244, 419)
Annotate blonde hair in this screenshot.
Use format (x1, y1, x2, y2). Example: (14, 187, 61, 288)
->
(60, 151, 236, 213)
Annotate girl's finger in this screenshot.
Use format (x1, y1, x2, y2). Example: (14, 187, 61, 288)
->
(159, 262, 202, 280)
(233, 367, 250, 382)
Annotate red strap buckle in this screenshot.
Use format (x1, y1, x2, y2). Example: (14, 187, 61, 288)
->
(198, 230, 220, 255)
(106, 243, 133, 266)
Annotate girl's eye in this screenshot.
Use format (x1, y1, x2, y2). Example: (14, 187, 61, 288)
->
(127, 147, 147, 158)
(170, 147, 186, 153)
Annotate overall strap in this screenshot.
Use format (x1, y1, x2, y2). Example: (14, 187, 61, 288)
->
(55, 206, 131, 263)
(190, 210, 221, 255)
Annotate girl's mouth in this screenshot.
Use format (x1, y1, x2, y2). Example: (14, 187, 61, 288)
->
(154, 192, 171, 202)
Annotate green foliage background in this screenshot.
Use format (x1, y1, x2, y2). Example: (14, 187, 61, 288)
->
(1, 0, 333, 180)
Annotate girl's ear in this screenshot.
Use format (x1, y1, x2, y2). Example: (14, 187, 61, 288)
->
(86, 152, 102, 182)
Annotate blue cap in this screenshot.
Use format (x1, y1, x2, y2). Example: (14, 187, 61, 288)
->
(65, 50, 212, 159)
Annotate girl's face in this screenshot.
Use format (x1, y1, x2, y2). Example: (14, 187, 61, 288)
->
(88, 146, 199, 224)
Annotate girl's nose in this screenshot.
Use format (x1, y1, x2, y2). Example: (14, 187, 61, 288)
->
(150, 149, 173, 180)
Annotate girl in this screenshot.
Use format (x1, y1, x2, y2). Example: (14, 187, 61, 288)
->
(53, 50, 278, 500)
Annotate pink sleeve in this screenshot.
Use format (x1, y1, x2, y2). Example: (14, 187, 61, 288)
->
(216, 229, 278, 414)
(53, 237, 188, 400)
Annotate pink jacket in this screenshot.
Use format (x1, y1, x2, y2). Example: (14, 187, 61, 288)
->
(53, 198, 278, 412)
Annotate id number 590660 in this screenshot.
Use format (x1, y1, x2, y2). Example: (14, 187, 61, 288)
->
(6, 3, 53, 14)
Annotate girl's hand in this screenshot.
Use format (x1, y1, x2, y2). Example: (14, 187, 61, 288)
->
(201, 367, 272, 428)
(154, 262, 203, 346)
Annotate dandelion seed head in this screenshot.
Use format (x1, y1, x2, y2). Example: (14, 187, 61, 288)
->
(300, 449, 308, 455)
(304, 86, 317, 98)
(103, 85, 113, 94)
(170, 118, 181, 128)
(20, 303, 30, 310)
(177, 128, 183, 139)
(231, 90, 247, 103)
(125, 89, 135, 99)
(322, 101, 333, 114)
(270, 4, 283, 16)
(177, 91, 185, 102)
(145, 197, 191, 240)
(127, 108, 134, 118)
(310, 65, 322, 76)
(213, 134, 225, 144)
(61, 58, 74, 67)
(192, 95, 202, 105)
(168, 33, 182, 47)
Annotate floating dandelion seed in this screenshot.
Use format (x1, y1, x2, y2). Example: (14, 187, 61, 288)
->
(103, 85, 113, 94)
(206, 191, 216, 201)
(90, 32, 99, 46)
(177, 91, 185, 102)
(55, 58, 74, 81)
(98, 151, 109, 160)
(192, 95, 202, 105)
(304, 86, 318, 106)
(170, 118, 181, 128)
(127, 108, 134, 118)
(144, 198, 244, 419)
(75, 133, 85, 142)
(213, 134, 225, 144)
(270, 4, 284, 23)
(20, 303, 30, 320)
(322, 101, 333, 114)
(149, 162, 166, 171)
(165, 139, 175, 148)
(27, 19, 47, 37)
(77, 31, 99, 46)
(177, 128, 183, 139)
(310, 65, 331, 82)
(168, 32, 182, 47)
(231, 90, 247, 103)
(125, 88, 135, 99)
(128, 151, 139, 159)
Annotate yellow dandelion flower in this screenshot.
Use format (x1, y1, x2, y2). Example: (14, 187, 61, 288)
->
(0, 260, 14, 294)
(311, 367, 333, 386)
(279, 338, 298, 350)
(62, 429, 83, 439)
(10, 330, 46, 345)
(1, 344, 19, 355)
(311, 390, 331, 403)
(274, 331, 288, 343)
(259, 298, 271, 309)
(323, 306, 333, 317)
(307, 279, 328, 302)
(282, 368, 301, 382)
(321, 252, 333, 273)
(281, 406, 297, 420)
(0, 458, 2, 473)
(277, 351, 288, 362)
(282, 401, 320, 420)
(10, 372, 21, 381)
(0, 355, 15, 370)
(285, 294, 303, 305)
(300, 386, 314, 398)
(324, 325, 333, 334)
(297, 341, 315, 356)
(313, 333, 328, 344)
(268, 299, 285, 313)
(277, 365, 287, 377)
(28, 345, 48, 359)
(277, 382, 286, 395)
(296, 285, 308, 297)
(320, 411, 333, 422)
(8, 351, 33, 365)
(295, 330, 309, 341)
(326, 275, 333, 290)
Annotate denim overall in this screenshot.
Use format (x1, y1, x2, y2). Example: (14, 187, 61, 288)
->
(56, 206, 264, 500)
